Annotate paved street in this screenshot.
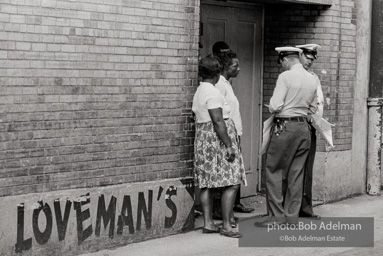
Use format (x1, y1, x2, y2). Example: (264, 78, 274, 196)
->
(82, 194, 383, 256)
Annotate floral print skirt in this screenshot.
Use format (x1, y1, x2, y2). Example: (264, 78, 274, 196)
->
(194, 119, 247, 188)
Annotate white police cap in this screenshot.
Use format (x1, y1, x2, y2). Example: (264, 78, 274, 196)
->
(295, 44, 321, 59)
(275, 46, 303, 55)
(275, 47, 302, 64)
(295, 44, 321, 51)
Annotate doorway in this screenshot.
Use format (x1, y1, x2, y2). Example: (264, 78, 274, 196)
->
(199, 1, 264, 198)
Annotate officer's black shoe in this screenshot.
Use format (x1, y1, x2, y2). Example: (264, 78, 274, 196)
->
(300, 212, 321, 220)
(233, 203, 255, 213)
(310, 214, 321, 220)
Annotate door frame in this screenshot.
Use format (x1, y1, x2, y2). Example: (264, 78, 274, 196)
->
(199, 0, 265, 192)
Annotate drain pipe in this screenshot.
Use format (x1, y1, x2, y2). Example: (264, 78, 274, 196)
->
(366, 0, 383, 196)
(367, 98, 382, 195)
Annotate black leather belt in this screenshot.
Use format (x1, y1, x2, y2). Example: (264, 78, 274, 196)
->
(275, 116, 307, 122)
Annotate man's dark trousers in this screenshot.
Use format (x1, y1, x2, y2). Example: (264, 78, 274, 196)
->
(300, 126, 317, 216)
(265, 120, 311, 224)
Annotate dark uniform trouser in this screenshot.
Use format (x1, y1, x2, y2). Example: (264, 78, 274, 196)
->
(300, 126, 317, 216)
(265, 121, 311, 224)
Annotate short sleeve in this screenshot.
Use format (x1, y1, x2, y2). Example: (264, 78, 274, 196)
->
(207, 95, 223, 109)
(197, 83, 224, 110)
(204, 87, 223, 109)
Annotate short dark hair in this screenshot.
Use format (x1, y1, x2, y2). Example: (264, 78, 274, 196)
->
(212, 41, 230, 55)
(215, 50, 237, 70)
(198, 55, 221, 79)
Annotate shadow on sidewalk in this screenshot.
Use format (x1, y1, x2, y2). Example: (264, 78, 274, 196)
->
(194, 193, 324, 229)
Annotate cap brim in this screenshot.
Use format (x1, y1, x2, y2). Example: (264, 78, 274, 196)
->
(304, 53, 316, 59)
(279, 51, 300, 57)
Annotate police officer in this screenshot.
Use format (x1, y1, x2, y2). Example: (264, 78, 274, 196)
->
(295, 44, 324, 219)
(255, 47, 318, 226)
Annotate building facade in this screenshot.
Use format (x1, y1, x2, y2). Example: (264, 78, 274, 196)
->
(0, 0, 374, 255)
(0, 0, 199, 255)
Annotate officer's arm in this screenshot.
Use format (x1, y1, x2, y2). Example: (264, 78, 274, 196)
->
(309, 89, 318, 114)
(269, 75, 287, 113)
(316, 80, 324, 117)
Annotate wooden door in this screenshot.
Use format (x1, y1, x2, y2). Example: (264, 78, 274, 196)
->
(200, 2, 263, 197)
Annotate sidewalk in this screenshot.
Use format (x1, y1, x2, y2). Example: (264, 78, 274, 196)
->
(82, 194, 383, 256)
(194, 193, 323, 229)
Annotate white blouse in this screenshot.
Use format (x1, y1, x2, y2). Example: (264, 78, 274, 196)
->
(192, 82, 231, 123)
(215, 75, 243, 136)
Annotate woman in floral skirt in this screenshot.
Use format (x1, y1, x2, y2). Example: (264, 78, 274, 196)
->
(192, 55, 247, 238)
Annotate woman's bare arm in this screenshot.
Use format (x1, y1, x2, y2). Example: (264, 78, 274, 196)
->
(208, 108, 235, 162)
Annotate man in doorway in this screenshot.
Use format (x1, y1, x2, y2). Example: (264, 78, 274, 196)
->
(255, 47, 317, 226)
(295, 44, 324, 219)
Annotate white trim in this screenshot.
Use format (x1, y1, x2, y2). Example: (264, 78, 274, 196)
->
(353, 0, 372, 194)
(277, 0, 332, 5)
(201, 0, 264, 9)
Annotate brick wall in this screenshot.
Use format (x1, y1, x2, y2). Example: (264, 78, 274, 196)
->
(0, 0, 200, 197)
(263, 0, 356, 151)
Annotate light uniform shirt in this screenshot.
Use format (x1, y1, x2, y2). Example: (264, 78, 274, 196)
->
(310, 71, 324, 118)
(192, 82, 231, 123)
(215, 75, 243, 136)
(269, 63, 317, 117)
